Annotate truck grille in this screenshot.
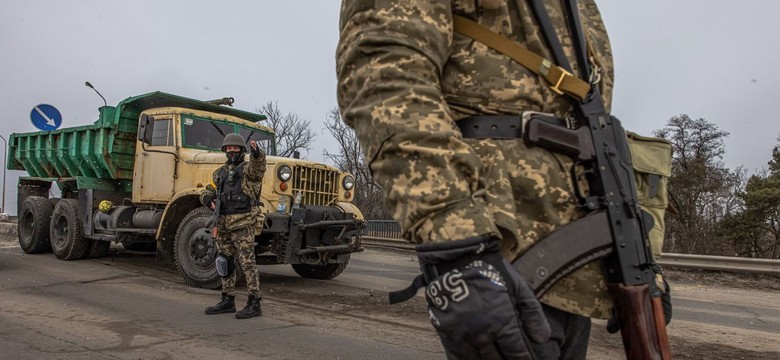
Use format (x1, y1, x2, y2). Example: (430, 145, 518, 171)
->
(292, 166, 339, 206)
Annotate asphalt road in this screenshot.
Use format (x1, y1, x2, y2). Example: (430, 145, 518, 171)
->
(1, 237, 779, 359)
(271, 249, 780, 333)
(0, 243, 442, 360)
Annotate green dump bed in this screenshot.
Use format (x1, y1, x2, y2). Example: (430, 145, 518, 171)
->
(7, 91, 267, 182)
(8, 102, 139, 180)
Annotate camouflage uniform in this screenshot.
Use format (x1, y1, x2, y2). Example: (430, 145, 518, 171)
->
(201, 153, 266, 297)
(337, 0, 614, 321)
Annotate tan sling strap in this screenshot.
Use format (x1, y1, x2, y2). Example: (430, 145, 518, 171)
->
(452, 14, 591, 101)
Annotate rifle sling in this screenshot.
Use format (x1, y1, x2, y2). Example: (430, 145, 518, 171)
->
(452, 15, 590, 101)
(512, 211, 613, 297)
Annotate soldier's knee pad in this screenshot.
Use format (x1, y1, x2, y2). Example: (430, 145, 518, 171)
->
(215, 253, 235, 278)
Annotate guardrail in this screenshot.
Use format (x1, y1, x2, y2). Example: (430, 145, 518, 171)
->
(363, 221, 780, 275)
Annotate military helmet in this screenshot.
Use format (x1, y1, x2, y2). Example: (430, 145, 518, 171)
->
(221, 133, 246, 152)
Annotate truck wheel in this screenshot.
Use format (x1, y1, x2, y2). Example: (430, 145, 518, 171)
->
(18, 196, 53, 254)
(175, 207, 221, 289)
(85, 240, 111, 259)
(50, 199, 89, 260)
(292, 256, 350, 280)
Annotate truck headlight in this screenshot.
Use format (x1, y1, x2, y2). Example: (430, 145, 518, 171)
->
(277, 165, 292, 182)
(342, 175, 355, 190)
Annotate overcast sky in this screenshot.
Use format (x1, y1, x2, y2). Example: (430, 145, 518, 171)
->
(2, 1, 779, 214)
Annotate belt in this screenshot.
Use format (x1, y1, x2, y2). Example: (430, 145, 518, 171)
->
(457, 114, 569, 139)
(456, 115, 523, 139)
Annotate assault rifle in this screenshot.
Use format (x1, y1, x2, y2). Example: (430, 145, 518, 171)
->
(521, 104, 671, 359)
(522, 0, 671, 357)
(207, 194, 221, 238)
(209, 195, 221, 238)
(208, 177, 226, 239)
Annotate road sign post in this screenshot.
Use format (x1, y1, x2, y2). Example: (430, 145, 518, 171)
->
(0, 134, 6, 215)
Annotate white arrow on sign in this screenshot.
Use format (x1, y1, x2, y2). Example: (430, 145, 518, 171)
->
(34, 106, 56, 126)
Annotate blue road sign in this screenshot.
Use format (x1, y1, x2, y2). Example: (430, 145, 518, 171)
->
(30, 104, 62, 131)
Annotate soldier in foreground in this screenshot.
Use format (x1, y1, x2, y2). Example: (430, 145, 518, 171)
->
(337, 1, 646, 359)
(200, 133, 266, 319)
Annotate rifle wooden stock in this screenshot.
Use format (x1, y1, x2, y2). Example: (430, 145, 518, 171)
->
(209, 204, 220, 238)
(608, 283, 671, 360)
(523, 116, 594, 161)
(652, 295, 673, 360)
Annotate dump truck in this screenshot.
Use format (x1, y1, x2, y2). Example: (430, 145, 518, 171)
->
(8, 91, 364, 288)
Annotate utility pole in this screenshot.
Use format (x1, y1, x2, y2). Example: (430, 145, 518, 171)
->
(0, 134, 6, 215)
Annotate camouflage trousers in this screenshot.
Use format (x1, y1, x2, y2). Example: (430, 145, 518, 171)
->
(465, 138, 611, 319)
(355, 106, 613, 317)
(216, 226, 260, 297)
(374, 134, 611, 318)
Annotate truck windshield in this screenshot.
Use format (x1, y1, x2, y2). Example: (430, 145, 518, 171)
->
(239, 127, 275, 155)
(181, 116, 274, 154)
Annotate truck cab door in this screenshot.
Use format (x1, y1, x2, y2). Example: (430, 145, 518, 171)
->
(133, 115, 177, 202)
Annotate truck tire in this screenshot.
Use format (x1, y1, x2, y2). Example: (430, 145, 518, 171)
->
(18, 196, 54, 254)
(175, 207, 221, 289)
(85, 240, 111, 259)
(50, 199, 89, 260)
(292, 256, 350, 280)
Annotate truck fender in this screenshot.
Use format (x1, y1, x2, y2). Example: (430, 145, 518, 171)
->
(336, 202, 365, 221)
(156, 188, 204, 242)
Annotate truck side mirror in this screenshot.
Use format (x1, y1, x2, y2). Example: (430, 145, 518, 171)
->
(137, 114, 152, 143)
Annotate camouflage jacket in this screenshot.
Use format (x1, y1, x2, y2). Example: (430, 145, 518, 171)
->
(200, 152, 266, 235)
(337, 0, 615, 318)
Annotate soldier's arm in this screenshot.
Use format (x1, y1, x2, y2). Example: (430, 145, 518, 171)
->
(336, 1, 498, 244)
(245, 142, 266, 182)
(200, 169, 220, 206)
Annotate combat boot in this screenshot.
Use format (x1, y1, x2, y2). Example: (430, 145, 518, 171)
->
(205, 292, 236, 315)
(235, 294, 262, 319)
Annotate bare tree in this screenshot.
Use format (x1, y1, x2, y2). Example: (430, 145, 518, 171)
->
(654, 115, 736, 255)
(322, 108, 390, 220)
(257, 100, 315, 158)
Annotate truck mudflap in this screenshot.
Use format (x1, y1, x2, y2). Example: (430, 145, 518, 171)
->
(262, 205, 365, 265)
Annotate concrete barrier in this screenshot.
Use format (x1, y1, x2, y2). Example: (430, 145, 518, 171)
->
(0, 222, 18, 237)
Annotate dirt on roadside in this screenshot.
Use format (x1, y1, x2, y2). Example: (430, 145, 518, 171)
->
(667, 267, 780, 292)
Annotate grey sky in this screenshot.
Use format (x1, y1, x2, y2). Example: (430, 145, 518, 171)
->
(1, 1, 779, 213)
(601, 1, 780, 174)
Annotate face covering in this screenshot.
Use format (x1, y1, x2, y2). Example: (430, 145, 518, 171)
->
(226, 151, 244, 165)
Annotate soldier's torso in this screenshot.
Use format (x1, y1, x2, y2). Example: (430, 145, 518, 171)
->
(216, 164, 252, 215)
(445, 0, 616, 318)
(212, 162, 262, 233)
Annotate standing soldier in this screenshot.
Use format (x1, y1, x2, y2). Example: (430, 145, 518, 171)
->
(337, 1, 621, 359)
(200, 133, 266, 319)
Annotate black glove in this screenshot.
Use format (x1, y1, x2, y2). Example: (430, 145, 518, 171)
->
(201, 193, 214, 207)
(415, 236, 550, 360)
(250, 142, 263, 159)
